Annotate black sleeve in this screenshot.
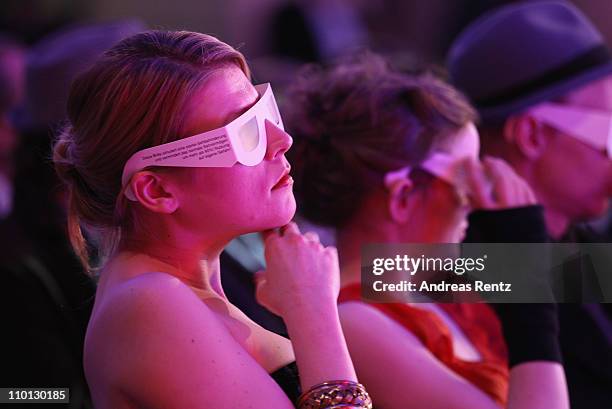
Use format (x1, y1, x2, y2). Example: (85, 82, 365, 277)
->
(493, 302, 562, 367)
(464, 205, 549, 243)
(464, 206, 562, 366)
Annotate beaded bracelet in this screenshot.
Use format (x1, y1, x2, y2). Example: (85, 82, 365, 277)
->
(297, 380, 373, 409)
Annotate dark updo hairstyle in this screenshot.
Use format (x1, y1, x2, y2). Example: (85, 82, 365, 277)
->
(285, 53, 477, 228)
(52, 31, 249, 273)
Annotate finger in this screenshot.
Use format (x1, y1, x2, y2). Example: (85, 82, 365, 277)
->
(517, 177, 537, 204)
(506, 164, 537, 205)
(324, 246, 339, 261)
(280, 221, 301, 237)
(464, 159, 494, 208)
(488, 156, 515, 174)
(484, 157, 512, 207)
(261, 229, 275, 239)
(513, 171, 533, 205)
(261, 229, 279, 244)
(254, 270, 266, 284)
(303, 231, 321, 243)
(254, 278, 267, 306)
(489, 157, 537, 206)
(527, 184, 537, 204)
(511, 178, 522, 205)
(499, 164, 520, 206)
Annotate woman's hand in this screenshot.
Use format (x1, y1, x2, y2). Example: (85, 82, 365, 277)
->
(256, 223, 357, 389)
(466, 156, 537, 210)
(255, 222, 340, 317)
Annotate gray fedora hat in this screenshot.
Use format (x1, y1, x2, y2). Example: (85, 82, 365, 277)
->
(447, 0, 612, 124)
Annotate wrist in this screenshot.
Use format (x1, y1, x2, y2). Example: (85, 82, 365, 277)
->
(282, 296, 339, 324)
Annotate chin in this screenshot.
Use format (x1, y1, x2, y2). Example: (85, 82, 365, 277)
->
(279, 191, 297, 220)
(277, 200, 297, 226)
(262, 198, 297, 230)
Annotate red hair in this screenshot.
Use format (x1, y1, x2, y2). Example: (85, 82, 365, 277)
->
(53, 30, 250, 273)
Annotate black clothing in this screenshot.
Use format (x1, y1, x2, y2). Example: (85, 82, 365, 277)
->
(221, 250, 287, 336)
(270, 361, 301, 404)
(269, 3, 321, 63)
(466, 206, 612, 409)
(466, 206, 549, 243)
(0, 219, 95, 409)
(559, 226, 612, 409)
(465, 206, 562, 366)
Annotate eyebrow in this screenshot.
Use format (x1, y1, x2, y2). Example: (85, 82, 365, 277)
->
(222, 93, 260, 125)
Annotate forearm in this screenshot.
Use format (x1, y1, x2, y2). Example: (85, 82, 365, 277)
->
(283, 300, 357, 390)
(507, 362, 569, 409)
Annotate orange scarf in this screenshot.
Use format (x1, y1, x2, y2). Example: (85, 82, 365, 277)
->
(339, 283, 509, 406)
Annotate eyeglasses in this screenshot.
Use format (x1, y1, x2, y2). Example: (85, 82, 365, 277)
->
(384, 123, 480, 204)
(528, 102, 612, 157)
(121, 83, 283, 201)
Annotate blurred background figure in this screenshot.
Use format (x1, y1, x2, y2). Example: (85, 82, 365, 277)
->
(448, 0, 612, 240)
(0, 35, 24, 220)
(268, 0, 369, 64)
(0, 20, 144, 408)
(284, 53, 568, 409)
(447, 2, 612, 408)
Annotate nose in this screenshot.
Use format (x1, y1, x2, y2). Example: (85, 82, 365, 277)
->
(265, 119, 292, 160)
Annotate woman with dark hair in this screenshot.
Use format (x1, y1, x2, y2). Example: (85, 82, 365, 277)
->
(53, 30, 372, 409)
(286, 54, 568, 409)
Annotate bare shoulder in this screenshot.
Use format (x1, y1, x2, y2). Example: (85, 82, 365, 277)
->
(85, 272, 293, 409)
(87, 271, 224, 347)
(100, 271, 206, 313)
(84, 273, 224, 403)
(88, 272, 216, 339)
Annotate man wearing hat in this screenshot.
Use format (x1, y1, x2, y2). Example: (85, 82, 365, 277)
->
(447, 1, 612, 407)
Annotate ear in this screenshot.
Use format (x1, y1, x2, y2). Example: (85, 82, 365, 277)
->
(387, 178, 414, 224)
(129, 171, 179, 214)
(503, 115, 548, 160)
